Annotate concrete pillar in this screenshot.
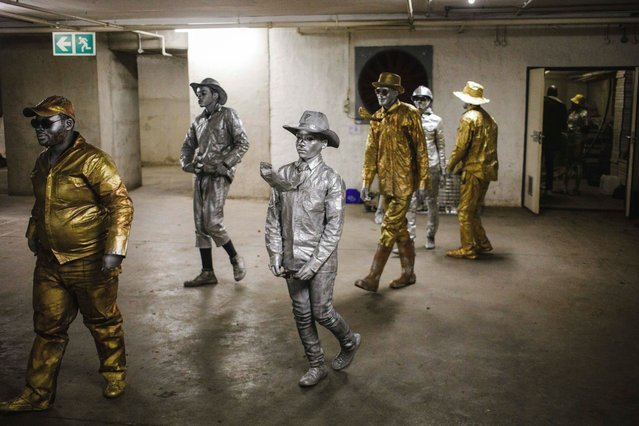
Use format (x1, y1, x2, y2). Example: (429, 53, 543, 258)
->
(0, 34, 141, 195)
(137, 55, 190, 165)
(187, 29, 270, 199)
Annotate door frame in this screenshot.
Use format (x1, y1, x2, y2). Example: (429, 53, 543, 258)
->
(522, 65, 639, 214)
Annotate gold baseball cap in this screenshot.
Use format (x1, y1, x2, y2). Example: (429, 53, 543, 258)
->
(23, 95, 76, 119)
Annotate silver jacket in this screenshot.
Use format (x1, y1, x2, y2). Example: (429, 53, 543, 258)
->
(567, 108, 589, 134)
(422, 107, 447, 170)
(180, 105, 250, 181)
(265, 155, 345, 274)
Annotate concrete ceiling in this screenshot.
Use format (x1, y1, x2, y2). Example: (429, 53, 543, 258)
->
(0, 0, 638, 33)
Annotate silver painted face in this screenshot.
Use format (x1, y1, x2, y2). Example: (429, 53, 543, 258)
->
(295, 131, 326, 160)
(412, 96, 432, 113)
(375, 87, 399, 109)
(31, 114, 68, 147)
(196, 86, 219, 109)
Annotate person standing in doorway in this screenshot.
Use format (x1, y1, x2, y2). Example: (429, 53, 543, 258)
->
(180, 78, 249, 287)
(0, 95, 133, 412)
(542, 85, 567, 194)
(564, 93, 589, 195)
(446, 81, 498, 260)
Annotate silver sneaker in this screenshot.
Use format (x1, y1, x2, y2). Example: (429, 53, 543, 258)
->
(231, 255, 246, 282)
(298, 365, 328, 387)
(332, 333, 361, 371)
(184, 269, 218, 287)
(425, 237, 435, 250)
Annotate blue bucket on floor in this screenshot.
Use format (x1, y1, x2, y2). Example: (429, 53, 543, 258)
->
(345, 188, 362, 204)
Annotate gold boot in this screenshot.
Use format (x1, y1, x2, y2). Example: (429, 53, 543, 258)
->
(354, 244, 392, 292)
(389, 239, 416, 289)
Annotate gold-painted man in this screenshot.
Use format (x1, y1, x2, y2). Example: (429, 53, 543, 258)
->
(446, 81, 498, 260)
(0, 96, 134, 413)
(355, 72, 429, 292)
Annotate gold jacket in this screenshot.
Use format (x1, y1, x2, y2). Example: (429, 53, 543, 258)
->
(448, 106, 498, 182)
(26, 133, 134, 264)
(362, 101, 429, 197)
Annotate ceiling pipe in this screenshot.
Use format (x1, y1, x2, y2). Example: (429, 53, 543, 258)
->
(516, 0, 535, 16)
(0, 10, 77, 30)
(132, 30, 172, 56)
(1, 14, 639, 33)
(406, 0, 414, 26)
(0, 0, 124, 30)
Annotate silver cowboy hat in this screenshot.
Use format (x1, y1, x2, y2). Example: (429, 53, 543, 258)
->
(189, 78, 228, 105)
(283, 111, 340, 148)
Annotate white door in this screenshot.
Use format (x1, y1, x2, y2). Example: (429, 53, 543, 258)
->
(625, 68, 639, 217)
(523, 68, 546, 214)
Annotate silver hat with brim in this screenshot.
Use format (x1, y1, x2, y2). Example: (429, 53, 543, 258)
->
(283, 110, 340, 148)
(189, 78, 228, 105)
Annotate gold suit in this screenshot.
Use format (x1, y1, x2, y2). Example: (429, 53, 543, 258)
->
(362, 101, 429, 247)
(25, 134, 133, 405)
(447, 106, 498, 255)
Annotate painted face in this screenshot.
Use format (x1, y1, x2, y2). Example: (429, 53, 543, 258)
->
(412, 96, 432, 112)
(375, 86, 399, 109)
(196, 86, 219, 109)
(31, 114, 69, 147)
(295, 131, 326, 160)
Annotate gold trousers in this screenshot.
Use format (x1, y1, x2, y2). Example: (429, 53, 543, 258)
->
(27, 251, 126, 403)
(458, 173, 491, 252)
(379, 194, 411, 247)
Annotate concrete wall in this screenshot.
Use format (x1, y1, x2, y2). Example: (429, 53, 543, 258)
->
(137, 55, 190, 165)
(0, 116, 5, 157)
(96, 34, 142, 188)
(260, 27, 638, 206)
(0, 35, 101, 195)
(187, 29, 271, 199)
(0, 34, 141, 194)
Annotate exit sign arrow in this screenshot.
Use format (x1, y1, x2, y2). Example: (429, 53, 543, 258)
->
(52, 32, 96, 56)
(55, 35, 72, 52)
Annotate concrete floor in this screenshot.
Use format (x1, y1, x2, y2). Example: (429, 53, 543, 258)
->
(1, 166, 638, 425)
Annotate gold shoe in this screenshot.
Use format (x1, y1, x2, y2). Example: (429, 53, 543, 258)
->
(0, 389, 50, 412)
(446, 248, 477, 260)
(476, 241, 493, 253)
(103, 380, 127, 399)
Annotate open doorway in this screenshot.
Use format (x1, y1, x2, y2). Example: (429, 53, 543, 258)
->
(523, 67, 638, 214)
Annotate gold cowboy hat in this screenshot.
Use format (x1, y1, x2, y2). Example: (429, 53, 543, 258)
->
(570, 94, 585, 105)
(453, 81, 490, 105)
(283, 111, 340, 148)
(189, 78, 228, 105)
(23, 95, 76, 119)
(372, 72, 405, 94)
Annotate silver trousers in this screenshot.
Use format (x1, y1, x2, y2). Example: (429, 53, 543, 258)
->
(287, 271, 355, 367)
(193, 174, 231, 248)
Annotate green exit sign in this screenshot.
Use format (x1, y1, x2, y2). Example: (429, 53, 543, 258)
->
(52, 32, 96, 56)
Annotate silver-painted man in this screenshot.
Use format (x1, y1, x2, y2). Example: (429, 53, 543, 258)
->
(261, 111, 361, 387)
(410, 85, 447, 249)
(180, 78, 249, 286)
